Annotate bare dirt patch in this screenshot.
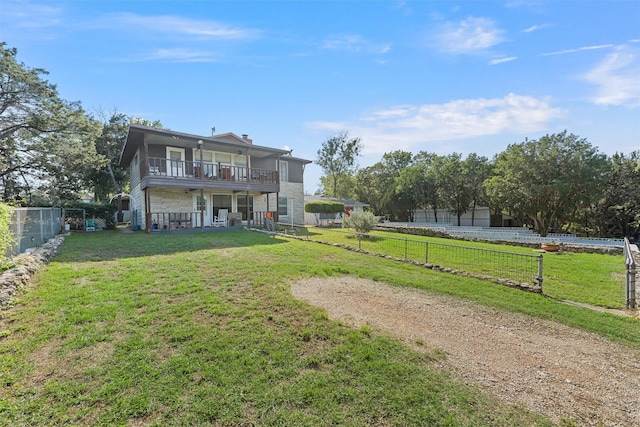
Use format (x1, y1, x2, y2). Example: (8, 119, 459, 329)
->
(291, 276, 640, 427)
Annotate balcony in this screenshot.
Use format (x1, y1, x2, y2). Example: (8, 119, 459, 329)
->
(142, 157, 279, 192)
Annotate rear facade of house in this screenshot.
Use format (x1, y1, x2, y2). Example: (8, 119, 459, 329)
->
(120, 124, 311, 232)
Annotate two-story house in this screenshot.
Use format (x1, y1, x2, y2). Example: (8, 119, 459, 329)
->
(119, 124, 311, 232)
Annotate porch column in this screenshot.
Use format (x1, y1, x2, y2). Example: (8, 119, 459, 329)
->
(198, 140, 204, 229)
(246, 190, 251, 228)
(266, 193, 270, 224)
(144, 188, 151, 232)
(143, 134, 149, 176)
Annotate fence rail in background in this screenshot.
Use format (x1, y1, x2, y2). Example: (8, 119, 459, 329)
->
(8, 207, 63, 256)
(304, 228, 542, 291)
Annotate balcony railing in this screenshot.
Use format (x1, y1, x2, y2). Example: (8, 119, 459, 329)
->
(147, 210, 278, 231)
(145, 157, 279, 184)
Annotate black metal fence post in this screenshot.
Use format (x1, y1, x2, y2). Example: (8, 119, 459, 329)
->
(425, 241, 428, 264)
(536, 254, 544, 292)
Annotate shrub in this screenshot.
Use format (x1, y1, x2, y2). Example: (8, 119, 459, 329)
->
(343, 210, 378, 234)
(0, 203, 15, 269)
(304, 201, 345, 215)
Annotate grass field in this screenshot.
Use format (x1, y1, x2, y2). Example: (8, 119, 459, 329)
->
(302, 227, 628, 309)
(0, 229, 637, 426)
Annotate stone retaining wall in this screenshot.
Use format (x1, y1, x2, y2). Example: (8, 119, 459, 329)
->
(0, 235, 66, 307)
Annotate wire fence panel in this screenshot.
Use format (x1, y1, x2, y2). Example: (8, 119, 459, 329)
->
(8, 207, 63, 256)
(306, 228, 542, 291)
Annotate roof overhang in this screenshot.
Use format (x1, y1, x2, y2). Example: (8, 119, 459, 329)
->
(119, 124, 295, 167)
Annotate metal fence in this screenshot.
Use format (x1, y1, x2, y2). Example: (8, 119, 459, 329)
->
(381, 223, 625, 249)
(7, 207, 64, 256)
(624, 237, 637, 309)
(304, 228, 543, 291)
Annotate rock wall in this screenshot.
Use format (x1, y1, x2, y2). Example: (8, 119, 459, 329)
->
(0, 235, 65, 307)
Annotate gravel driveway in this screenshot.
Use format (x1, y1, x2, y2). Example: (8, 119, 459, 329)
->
(291, 277, 640, 427)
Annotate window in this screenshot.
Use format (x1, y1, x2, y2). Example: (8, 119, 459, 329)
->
(212, 194, 232, 218)
(279, 161, 288, 182)
(196, 195, 207, 211)
(237, 195, 254, 220)
(278, 197, 288, 216)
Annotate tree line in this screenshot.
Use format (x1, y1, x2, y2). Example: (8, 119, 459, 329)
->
(0, 43, 161, 214)
(316, 132, 640, 239)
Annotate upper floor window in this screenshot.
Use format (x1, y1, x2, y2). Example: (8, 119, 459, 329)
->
(279, 160, 288, 182)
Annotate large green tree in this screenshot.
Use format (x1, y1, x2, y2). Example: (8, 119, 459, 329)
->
(463, 153, 492, 226)
(395, 163, 429, 221)
(592, 151, 640, 238)
(0, 43, 102, 203)
(438, 153, 473, 226)
(83, 111, 130, 221)
(380, 151, 414, 221)
(316, 173, 356, 199)
(316, 131, 362, 197)
(353, 163, 387, 216)
(485, 131, 608, 236)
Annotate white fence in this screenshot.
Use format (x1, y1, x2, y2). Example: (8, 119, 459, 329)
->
(383, 222, 625, 249)
(8, 207, 64, 256)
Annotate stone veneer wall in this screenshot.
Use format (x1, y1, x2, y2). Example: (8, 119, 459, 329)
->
(0, 235, 65, 307)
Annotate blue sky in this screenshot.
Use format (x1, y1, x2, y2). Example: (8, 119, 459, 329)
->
(2, 0, 639, 194)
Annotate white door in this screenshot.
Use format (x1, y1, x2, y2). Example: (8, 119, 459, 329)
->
(193, 194, 210, 227)
(166, 147, 185, 177)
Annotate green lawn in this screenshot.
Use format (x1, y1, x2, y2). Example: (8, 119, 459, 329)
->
(0, 230, 637, 426)
(304, 227, 627, 309)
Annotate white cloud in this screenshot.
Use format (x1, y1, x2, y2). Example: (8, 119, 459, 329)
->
(139, 48, 219, 63)
(433, 17, 506, 55)
(540, 44, 613, 57)
(584, 44, 640, 107)
(0, 1, 62, 29)
(307, 94, 564, 155)
(93, 13, 259, 40)
(321, 34, 391, 54)
(522, 24, 550, 33)
(489, 56, 517, 65)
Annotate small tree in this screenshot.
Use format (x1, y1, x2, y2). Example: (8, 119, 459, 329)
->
(343, 210, 378, 234)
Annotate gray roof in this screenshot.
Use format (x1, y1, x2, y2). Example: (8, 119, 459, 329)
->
(120, 124, 311, 166)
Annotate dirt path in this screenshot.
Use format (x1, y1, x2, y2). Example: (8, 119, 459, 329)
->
(291, 277, 640, 427)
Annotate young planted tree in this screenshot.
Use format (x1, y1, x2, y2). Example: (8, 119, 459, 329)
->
(343, 210, 378, 234)
(316, 131, 362, 198)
